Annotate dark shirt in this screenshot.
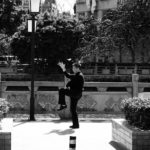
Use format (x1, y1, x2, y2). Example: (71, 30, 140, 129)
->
(64, 71, 84, 94)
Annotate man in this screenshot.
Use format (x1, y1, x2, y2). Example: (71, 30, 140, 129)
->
(57, 61, 84, 129)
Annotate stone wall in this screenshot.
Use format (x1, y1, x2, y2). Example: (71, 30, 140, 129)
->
(0, 74, 146, 115)
(2, 91, 130, 114)
(0, 81, 132, 114)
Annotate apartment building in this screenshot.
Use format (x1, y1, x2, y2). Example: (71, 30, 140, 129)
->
(21, 0, 57, 15)
(21, 0, 30, 11)
(76, 0, 118, 20)
(41, 0, 58, 17)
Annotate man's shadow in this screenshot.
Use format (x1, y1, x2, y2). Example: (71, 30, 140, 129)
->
(46, 128, 75, 135)
(109, 141, 128, 150)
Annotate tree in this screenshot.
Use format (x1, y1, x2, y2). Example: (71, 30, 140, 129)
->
(0, 0, 26, 55)
(74, 16, 117, 63)
(108, 0, 150, 63)
(74, 16, 101, 61)
(11, 13, 83, 74)
(0, 34, 12, 55)
(76, 0, 150, 63)
(11, 29, 31, 63)
(0, 0, 24, 35)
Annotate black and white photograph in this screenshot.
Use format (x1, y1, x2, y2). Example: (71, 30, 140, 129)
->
(0, 0, 150, 150)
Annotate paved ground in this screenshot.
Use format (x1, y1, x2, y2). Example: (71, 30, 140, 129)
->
(10, 118, 124, 150)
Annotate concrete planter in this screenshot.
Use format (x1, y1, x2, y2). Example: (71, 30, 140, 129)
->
(0, 118, 13, 150)
(112, 119, 150, 150)
(0, 131, 11, 150)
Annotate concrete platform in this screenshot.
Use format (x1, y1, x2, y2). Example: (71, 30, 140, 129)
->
(11, 118, 123, 150)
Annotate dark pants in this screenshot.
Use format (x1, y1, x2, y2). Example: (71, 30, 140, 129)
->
(58, 88, 82, 127)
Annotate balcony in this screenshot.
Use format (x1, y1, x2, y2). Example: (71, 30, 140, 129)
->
(76, 0, 86, 4)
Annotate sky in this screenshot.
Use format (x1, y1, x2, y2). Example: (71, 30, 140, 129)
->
(56, 0, 76, 14)
(41, 0, 76, 14)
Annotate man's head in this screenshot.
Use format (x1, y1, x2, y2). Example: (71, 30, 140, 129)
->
(72, 62, 81, 73)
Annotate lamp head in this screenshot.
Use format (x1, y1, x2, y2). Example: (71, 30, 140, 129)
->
(27, 19, 37, 32)
(30, 0, 41, 13)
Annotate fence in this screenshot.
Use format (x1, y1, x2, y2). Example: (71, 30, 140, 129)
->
(82, 63, 150, 75)
(0, 74, 149, 116)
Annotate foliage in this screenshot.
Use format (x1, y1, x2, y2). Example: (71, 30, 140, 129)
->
(11, 13, 83, 74)
(76, 0, 150, 63)
(118, 0, 150, 63)
(74, 16, 101, 60)
(0, 0, 25, 35)
(0, 0, 26, 55)
(11, 27, 31, 63)
(120, 97, 150, 130)
(0, 34, 12, 55)
(0, 98, 9, 116)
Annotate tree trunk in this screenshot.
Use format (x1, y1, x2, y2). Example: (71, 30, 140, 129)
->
(128, 45, 135, 63)
(119, 45, 122, 63)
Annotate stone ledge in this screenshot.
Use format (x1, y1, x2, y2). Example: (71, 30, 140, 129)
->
(0, 131, 11, 150)
(0, 118, 13, 150)
(112, 119, 150, 150)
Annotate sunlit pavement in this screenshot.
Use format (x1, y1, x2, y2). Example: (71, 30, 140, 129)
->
(12, 119, 118, 150)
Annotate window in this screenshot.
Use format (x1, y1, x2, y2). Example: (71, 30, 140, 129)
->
(76, 0, 86, 4)
(78, 12, 85, 18)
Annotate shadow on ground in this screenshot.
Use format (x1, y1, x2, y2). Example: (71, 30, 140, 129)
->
(13, 118, 70, 123)
(12, 118, 111, 124)
(109, 141, 128, 150)
(79, 119, 110, 123)
(46, 129, 75, 135)
(13, 121, 28, 127)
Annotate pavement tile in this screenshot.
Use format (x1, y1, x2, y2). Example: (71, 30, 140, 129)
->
(11, 119, 117, 150)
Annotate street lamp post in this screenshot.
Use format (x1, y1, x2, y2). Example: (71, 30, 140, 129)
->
(28, 0, 40, 121)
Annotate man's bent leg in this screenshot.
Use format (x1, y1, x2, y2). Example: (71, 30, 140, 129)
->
(57, 88, 70, 111)
(58, 88, 66, 105)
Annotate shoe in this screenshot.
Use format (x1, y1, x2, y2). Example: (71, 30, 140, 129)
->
(69, 125, 79, 129)
(57, 105, 67, 111)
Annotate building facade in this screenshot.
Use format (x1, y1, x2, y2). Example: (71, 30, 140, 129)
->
(21, 0, 30, 11)
(75, 0, 118, 20)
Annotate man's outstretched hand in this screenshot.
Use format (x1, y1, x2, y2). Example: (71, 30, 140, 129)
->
(57, 62, 66, 72)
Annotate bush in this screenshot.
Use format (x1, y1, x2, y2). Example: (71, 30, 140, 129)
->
(0, 98, 9, 117)
(120, 97, 150, 130)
